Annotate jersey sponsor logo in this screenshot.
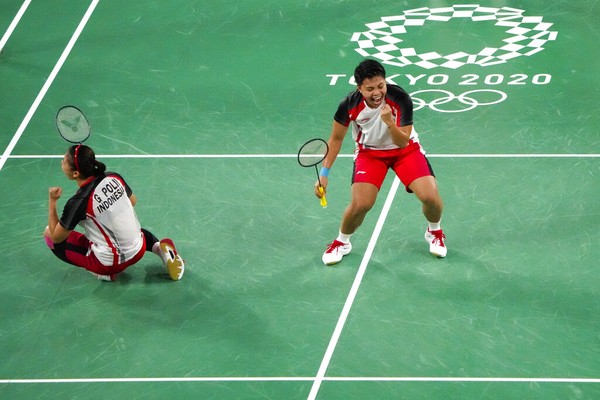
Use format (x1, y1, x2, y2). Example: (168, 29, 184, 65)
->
(93, 177, 126, 214)
(329, 4, 557, 112)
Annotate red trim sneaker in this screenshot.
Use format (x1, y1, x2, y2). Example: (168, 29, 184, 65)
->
(424, 229, 447, 258)
(322, 240, 352, 266)
(159, 238, 185, 280)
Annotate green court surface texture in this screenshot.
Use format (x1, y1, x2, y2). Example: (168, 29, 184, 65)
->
(0, 1, 598, 399)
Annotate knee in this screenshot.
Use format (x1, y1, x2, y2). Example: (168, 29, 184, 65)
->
(349, 198, 376, 215)
(421, 192, 443, 210)
(43, 226, 55, 249)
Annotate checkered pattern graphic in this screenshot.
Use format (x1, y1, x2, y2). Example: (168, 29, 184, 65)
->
(351, 5, 558, 69)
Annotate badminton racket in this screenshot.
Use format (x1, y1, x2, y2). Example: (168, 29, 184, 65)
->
(55, 105, 91, 144)
(297, 138, 328, 208)
(55, 105, 91, 173)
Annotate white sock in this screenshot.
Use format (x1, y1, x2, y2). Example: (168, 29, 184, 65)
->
(337, 232, 352, 243)
(428, 221, 441, 231)
(152, 242, 161, 255)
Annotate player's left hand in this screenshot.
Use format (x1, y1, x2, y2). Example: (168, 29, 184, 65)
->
(48, 186, 62, 201)
(380, 104, 394, 126)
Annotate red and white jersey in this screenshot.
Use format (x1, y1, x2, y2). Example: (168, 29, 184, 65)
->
(59, 172, 143, 266)
(334, 84, 420, 151)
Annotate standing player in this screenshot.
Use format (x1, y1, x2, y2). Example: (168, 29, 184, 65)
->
(315, 59, 447, 265)
(44, 144, 185, 281)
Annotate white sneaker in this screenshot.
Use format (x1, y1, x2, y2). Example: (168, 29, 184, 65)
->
(322, 240, 352, 265)
(424, 228, 447, 258)
(159, 238, 185, 280)
(89, 271, 116, 281)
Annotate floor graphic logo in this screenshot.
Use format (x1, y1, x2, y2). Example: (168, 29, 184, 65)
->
(351, 5, 558, 69)
(411, 89, 507, 113)
(327, 5, 558, 112)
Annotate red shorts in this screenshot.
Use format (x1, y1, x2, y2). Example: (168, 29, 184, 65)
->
(50, 231, 146, 275)
(353, 141, 434, 192)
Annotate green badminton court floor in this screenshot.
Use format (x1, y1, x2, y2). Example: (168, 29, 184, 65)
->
(0, 1, 599, 399)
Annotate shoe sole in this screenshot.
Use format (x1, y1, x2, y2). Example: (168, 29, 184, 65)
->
(160, 242, 185, 280)
(430, 249, 447, 258)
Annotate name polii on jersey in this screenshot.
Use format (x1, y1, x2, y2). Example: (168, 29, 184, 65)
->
(93, 178, 126, 214)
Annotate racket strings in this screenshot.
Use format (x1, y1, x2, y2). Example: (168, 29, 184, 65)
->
(298, 140, 328, 167)
(56, 106, 91, 144)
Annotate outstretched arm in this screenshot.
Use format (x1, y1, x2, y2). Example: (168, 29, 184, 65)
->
(314, 120, 348, 198)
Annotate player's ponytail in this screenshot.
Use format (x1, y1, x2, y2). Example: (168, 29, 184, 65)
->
(93, 159, 107, 176)
(68, 145, 106, 178)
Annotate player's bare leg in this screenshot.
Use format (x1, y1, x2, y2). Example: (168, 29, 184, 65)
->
(323, 182, 378, 265)
(341, 182, 379, 234)
(409, 176, 447, 257)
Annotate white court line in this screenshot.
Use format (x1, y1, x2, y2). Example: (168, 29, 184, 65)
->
(2, 376, 599, 385)
(329, 377, 600, 383)
(0, 0, 31, 53)
(307, 176, 402, 400)
(0, 0, 100, 173)
(4, 153, 600, 159)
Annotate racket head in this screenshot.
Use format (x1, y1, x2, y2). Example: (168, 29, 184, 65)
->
(297, 138, 328, 167)
(56, 106, 91, 143)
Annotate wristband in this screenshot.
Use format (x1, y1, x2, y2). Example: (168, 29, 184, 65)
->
(319, 167, 330, 177)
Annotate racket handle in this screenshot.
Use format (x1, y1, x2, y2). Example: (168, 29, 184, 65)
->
(319, 186, 327, 208)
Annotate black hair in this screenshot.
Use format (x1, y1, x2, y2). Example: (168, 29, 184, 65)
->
(67, 145, 106, 178)
(353, 59, 387, 86)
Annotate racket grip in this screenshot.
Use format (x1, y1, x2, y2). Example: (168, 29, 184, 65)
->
(319, 186, 327, 208)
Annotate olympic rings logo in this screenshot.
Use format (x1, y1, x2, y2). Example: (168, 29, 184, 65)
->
(410, 89, 507, 113)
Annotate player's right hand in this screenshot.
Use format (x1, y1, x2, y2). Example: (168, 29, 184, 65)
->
(48, 186, 62, 201)
(314, 177, 328, 198)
